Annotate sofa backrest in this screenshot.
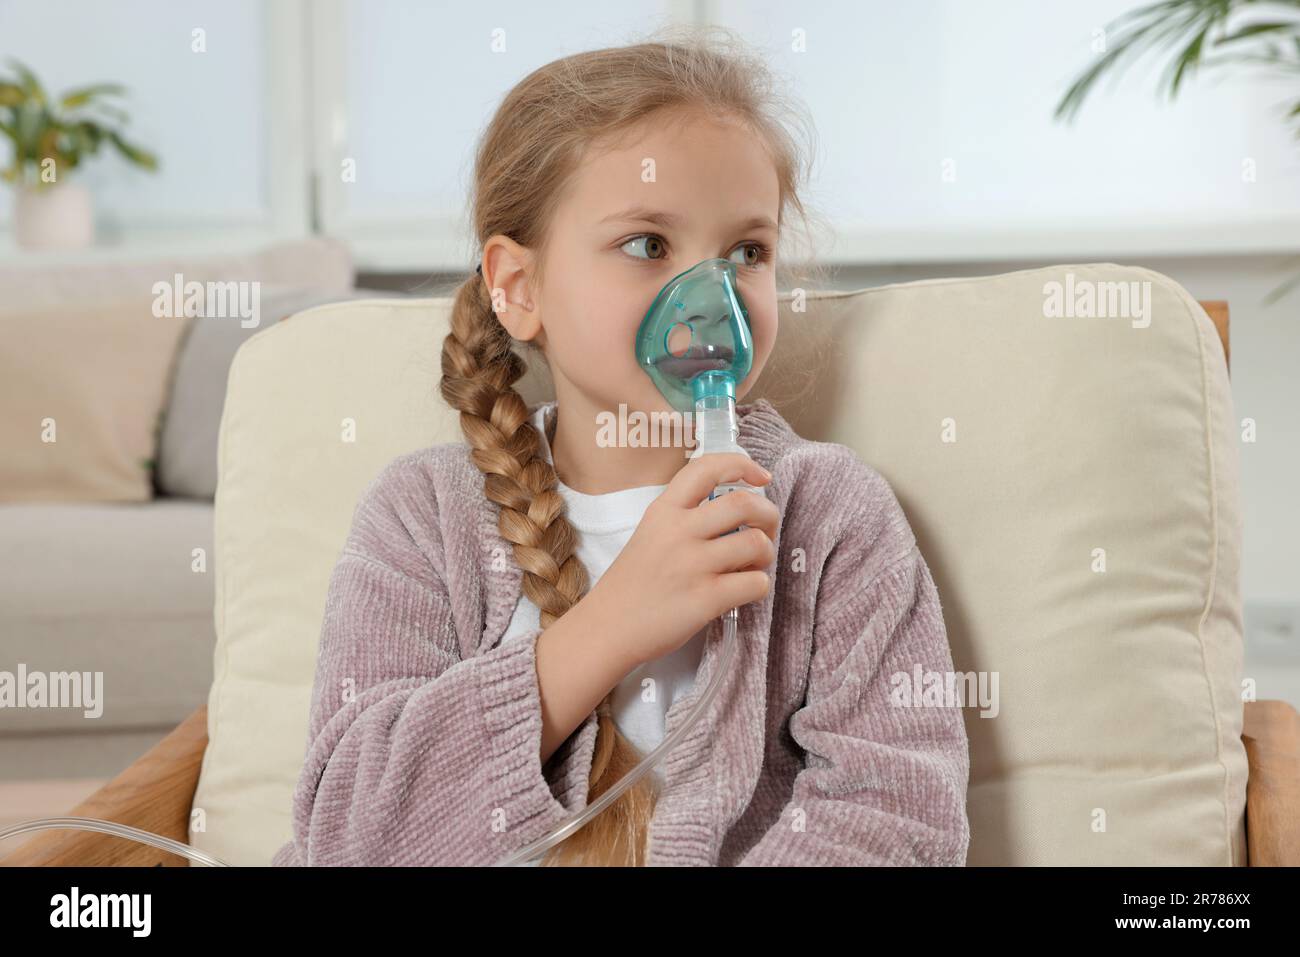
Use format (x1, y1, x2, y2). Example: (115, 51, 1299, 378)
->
(192, 262, 1246, 866)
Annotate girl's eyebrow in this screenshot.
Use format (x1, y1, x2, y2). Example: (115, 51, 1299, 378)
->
(598, 205, 777, 232)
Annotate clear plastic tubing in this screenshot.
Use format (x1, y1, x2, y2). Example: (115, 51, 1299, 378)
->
(493, 607, 740, 866)
(0, 816, 230, 866)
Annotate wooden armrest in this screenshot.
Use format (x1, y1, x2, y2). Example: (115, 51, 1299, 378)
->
(1243, 699, 1300, 866)
(1198, 300, 1229, 374)
(0, 705, 208, 867)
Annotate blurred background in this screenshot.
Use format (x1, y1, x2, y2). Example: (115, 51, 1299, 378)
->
(1, 0, 1297, 843)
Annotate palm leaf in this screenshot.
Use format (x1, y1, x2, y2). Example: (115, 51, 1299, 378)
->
(1055, 0, 1300, 121)
(1215, 20, 1300, 45)
(83, 101, 130, 124)
(1264, 256, 1300, 303)
(6, 58, 47, 105)
(107, 130, 159, 170)
(60, 83, 126, 109)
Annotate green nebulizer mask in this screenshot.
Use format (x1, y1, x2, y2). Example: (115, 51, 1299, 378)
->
(635, 258, 753, 414)
(634, 257, 763, 498)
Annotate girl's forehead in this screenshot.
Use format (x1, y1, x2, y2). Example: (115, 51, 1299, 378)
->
(561, 121, 781, 229)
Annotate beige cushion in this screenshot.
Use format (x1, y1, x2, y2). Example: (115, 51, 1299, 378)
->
(0, 499, 216, 732)
(193, 263, 1245, 866)
(155, 286, 396, 500)
(0, 297, 192, 503)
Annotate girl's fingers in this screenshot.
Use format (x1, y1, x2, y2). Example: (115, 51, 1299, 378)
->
(700, 525, 776, 574)
(712, 569, 772, 610)
(659, 452, 771, 510)
(691, 488, 780, 542)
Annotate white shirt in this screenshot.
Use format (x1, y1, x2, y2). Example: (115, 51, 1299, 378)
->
(500, 401, 706, 798)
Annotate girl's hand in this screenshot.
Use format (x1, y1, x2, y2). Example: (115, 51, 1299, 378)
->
(583, 452, 780, 669)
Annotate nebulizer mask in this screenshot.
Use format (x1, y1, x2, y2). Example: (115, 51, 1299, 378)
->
(0, 259, 764, 869)
(494, 257, 766, 866)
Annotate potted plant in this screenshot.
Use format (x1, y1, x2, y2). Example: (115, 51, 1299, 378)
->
(0, 59, 159, 250)
(1054, 0, 1300, 301)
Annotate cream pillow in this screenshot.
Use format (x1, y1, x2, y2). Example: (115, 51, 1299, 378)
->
(193, 264, 1245, 866)
(0, 297, 192, 503)
(768, 263, 1244, 866)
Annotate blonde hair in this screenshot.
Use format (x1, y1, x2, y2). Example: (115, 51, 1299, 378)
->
(438, 23, 820, 866)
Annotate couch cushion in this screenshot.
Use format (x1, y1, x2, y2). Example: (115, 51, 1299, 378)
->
(768, 263, 1245, 866)
(0, 499, 216, 733)
(0, 296, 192, 503)
(156, 287, 400, 500)
(193, 264, 1245, 866)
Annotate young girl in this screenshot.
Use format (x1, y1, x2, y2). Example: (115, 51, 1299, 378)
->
(273, 26, 970, 867)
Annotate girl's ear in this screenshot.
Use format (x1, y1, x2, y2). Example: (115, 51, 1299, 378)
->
(481, 236, 541, 341)
(493, 295, 542, 344)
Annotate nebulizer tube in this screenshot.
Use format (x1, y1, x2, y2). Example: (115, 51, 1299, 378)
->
(496, 258, 763, 867)
(0, 817, 230, 866)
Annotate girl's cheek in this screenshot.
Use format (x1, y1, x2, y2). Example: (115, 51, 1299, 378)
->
(752, 300, 777, 349)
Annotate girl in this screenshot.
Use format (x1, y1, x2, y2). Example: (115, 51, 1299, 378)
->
(273, 26, 970, 867)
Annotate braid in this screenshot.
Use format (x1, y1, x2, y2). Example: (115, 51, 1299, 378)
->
(439, 279, 588, 626)
(440, 274, 658, 866)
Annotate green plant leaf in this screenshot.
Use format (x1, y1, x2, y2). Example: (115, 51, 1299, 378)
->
(107, 130, 159, 170)
(59, 83, 126, 109)
(1263, 256, 1300, 304)
(1214, 21, 1300, 47)
(1172, 25, 1207, 96)
(72, 119, 104, 153)
(83, 101, 130, 124)
(1053, 1, 1183, 122)
(12, 104, 45, 163)
(7, 58, 46, 105)
(1054, 0, 1300, 120)
(0, 61, 160, 179)
(37, 125, 59, 156)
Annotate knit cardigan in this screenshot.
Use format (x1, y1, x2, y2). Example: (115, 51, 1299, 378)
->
(271, 396, 971, 867)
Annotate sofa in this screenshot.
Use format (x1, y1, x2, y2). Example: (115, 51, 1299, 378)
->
(0, 238, 361, 781)
(5, 262, 1298, 866)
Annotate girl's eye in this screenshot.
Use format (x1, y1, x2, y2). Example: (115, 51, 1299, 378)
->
(728, 242, 771, 268)
(621, 234, 668, 260)
(620, 234, 772, 267)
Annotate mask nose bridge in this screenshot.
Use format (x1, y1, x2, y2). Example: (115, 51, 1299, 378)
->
(635, 256, 754, 414)
(680, 259, 737, 333)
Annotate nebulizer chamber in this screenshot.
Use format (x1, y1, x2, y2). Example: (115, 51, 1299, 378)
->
(495, 257, 764, 866)
(0, 259, 763, 869)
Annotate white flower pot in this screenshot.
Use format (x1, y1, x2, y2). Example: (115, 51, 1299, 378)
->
(13, 181, 95, 250)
